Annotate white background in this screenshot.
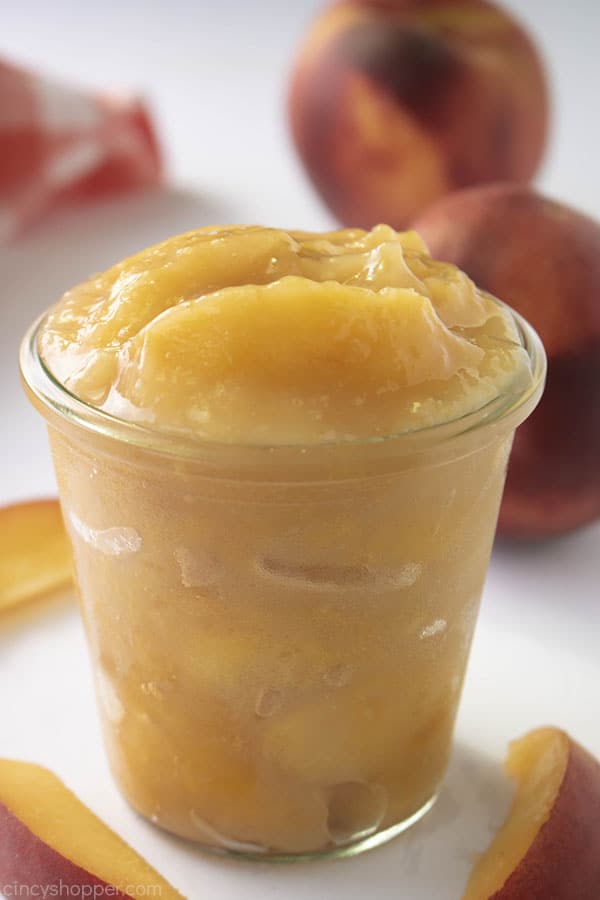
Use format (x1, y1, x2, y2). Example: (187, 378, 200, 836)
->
(1, 2, 600, 899)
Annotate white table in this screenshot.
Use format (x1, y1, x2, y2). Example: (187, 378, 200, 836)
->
(1, 2, 599, 897)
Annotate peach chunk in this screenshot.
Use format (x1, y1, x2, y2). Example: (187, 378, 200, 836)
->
(463, 728, 600, 899)
(0, 759, 182, 898)
(0, 499, 72, 611)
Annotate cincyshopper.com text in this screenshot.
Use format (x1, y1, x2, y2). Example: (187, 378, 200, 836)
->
(1, 884, 164, 899)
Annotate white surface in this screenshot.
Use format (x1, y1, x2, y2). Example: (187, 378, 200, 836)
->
(1, 2, 600, 899)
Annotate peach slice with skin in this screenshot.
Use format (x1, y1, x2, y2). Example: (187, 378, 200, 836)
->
(0, 499, 72, 611)
(0, 759, 182, 898)
(463, 728, 600, 899)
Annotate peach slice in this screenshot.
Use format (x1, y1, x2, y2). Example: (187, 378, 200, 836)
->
(0, 499, 72, 611)
(0, 759, 182, 898)
(463, 728, 600, 899)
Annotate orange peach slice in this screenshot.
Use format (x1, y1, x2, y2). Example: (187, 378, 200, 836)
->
(0, 499, 72, 611)
(0, 759, 182, 898)
(463, 727, 600, 899)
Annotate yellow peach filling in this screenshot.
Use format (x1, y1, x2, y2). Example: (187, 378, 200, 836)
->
(36, 225, 532, 854)
(40, 225, 531, 444)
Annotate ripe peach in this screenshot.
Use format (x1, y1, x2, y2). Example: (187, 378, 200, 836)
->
(413, 183, 600, 537)
(288, 0, 549, 228)
(463, 728, 600, 899)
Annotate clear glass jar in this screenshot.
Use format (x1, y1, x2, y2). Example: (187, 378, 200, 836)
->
(20, 306, 545, 859)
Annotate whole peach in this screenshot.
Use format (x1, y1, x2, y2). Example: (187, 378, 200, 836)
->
(288, 0, 549, 228)
(413, 183, 600, 538)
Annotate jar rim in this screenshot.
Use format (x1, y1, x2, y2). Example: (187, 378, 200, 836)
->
(20, 301, 546, 478)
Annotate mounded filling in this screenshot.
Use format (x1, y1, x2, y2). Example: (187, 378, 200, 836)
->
(39, 224, 532, 444)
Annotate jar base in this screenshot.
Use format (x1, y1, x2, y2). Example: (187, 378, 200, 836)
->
(142, 792, 438, 863)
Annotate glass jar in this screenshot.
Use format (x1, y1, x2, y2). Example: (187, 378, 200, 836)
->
(20, 305, 545, 859)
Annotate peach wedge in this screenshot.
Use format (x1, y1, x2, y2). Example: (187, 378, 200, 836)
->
(0, 499, 72, 611)
(0, 759, 182, 898)
(464, 727, 600, 899)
